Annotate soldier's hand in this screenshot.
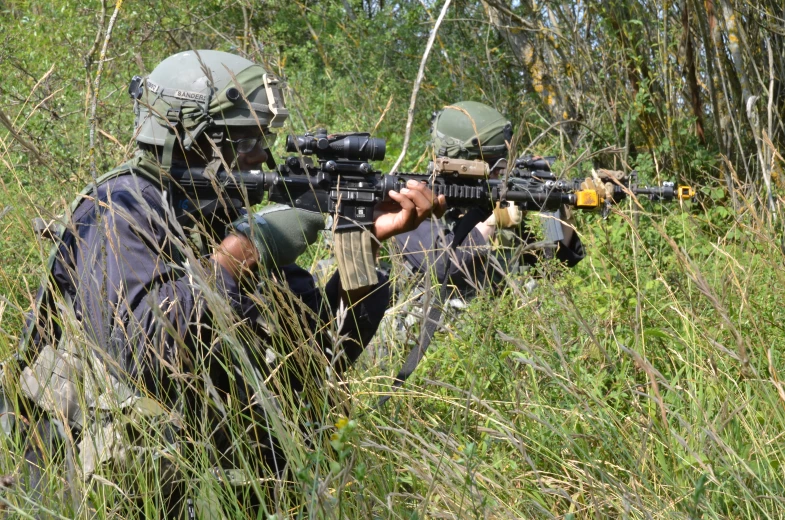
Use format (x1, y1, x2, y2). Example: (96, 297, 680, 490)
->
(484, 202, 524, 229)
(217, 205, 325, 280)
(374, 180, 447, 241)
(596, 169, 626, 200)
(596, 169, 627, 182)
(580, 176, 616, 202)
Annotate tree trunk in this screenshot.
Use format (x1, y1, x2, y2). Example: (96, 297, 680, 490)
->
(481, 0, 577, 142)
(682, 0, 706, 145)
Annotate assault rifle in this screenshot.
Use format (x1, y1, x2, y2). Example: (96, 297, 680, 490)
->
(167, 128, 694, 231)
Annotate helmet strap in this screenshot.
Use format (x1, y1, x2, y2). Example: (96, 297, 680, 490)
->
(161, 107, 185, 171)
(199, 132, 229, 177)
(161, 130, 177, 170)
(183, 120, 210, 150)
(206, 130, 224, 159)
(203, 156, 224, 179)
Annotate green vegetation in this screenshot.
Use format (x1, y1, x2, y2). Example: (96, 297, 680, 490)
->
(1, 0, 785, 517)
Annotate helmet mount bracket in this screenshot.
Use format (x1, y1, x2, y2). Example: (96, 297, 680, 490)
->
(263, 73, 289, 128)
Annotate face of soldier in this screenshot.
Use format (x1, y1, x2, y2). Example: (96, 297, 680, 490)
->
(222, 127, 271, 170)
(486, 156, 507, 179)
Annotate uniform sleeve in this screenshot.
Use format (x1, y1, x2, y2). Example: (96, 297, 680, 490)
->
(394, 219, 491, 283)
(67, 177, 241, 391)
(553, 227, 585, 267)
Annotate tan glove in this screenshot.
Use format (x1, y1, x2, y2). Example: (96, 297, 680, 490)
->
(596, 169, 627, 200)
(484, 202, 524, 228)
(580, 177, 609, 202)
(596, 169, 627, 182)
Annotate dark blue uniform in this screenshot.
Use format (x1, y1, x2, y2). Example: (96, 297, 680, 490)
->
(32, 173, 389, 382)
(23, 172, 390, 490)
(394, 211, 584, 295)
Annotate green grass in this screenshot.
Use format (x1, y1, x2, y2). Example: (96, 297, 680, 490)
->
(2, 1, 785, 517)
(3, 159, 785, 518)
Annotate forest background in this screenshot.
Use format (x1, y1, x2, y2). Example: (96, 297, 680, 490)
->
(1, 0, 785, 518)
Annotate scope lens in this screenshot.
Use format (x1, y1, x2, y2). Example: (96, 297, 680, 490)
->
(285, 134, 317, 154)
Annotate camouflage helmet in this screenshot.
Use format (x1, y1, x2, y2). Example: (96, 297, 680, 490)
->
(430, 101, 512, 160)
(129, 50, 289, 165)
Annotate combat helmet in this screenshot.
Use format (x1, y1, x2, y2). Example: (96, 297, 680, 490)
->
(431, 101, 512, 160)
(128, 50, 289, 168)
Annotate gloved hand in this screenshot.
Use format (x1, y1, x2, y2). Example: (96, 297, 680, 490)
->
(595, 169, 627, 200)
(596, 169, 627, 182)
(580, 176, 614, 202)
(230, 204, 325, 269)
(484, 202, 523, 228)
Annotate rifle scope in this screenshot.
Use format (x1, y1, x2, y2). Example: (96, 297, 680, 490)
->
(286, 129, 386, 162)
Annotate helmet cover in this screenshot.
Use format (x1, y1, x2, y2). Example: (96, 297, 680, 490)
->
(131, 50, 289, 147)
(431, 101, 512, 160)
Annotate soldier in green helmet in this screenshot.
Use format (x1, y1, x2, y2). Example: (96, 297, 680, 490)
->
(393, 101, 584, 305)
(430, 101, 513, 161)
(7, 50, 444, 516)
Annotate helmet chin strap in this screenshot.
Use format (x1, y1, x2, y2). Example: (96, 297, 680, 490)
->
(204, 131, 229, 178)
(203, 156, 226, 179)
(162, 130, 178, 170)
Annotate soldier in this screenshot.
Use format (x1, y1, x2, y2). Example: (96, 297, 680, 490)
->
(366, 101, 585, 399)
(7, 50, 445, 515)
(394, 101, 585, 300)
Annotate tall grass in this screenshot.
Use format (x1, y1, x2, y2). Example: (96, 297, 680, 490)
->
(2, 160, 785, 518)
(2, 0, 785, 517)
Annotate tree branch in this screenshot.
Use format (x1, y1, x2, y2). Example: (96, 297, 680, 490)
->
(0, 107, 45, 164)
(89, 0, 124, 178)
(390, 0, 451, 174)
